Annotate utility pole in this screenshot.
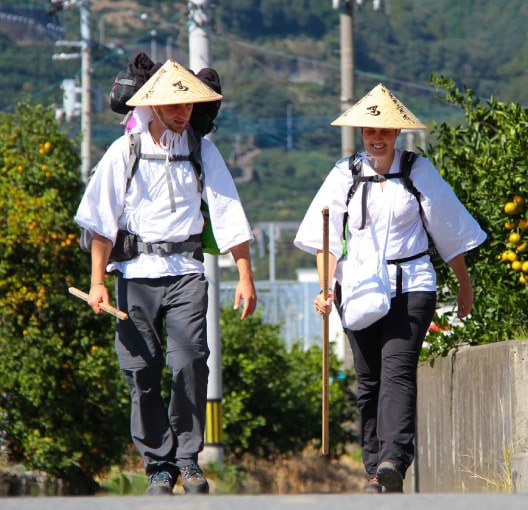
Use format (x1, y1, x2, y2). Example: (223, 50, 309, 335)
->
(50, 0, 92, 180)
(333, 1, 384, 156)
(334, 0, 355, 157)
(80, 0, 92, 180)
(188, 0, 224, 467)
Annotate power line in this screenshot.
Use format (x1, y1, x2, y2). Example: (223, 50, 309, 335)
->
(213, 32, 438, 96)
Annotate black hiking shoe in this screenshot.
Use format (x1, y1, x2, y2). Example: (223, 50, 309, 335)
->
(376, 461, 403, 493)
(147, 470, 174, 495)
(180, 463, 209, 494)
(363, 476, 383, 494)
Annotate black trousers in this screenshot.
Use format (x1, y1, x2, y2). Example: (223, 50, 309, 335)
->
(114, 272, 209, 478)
(346, 291, 436, 479)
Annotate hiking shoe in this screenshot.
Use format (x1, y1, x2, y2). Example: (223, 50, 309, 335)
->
(376, 461, 403, 493)
(147, 470, 174, 496)
(180, 463, 209, 494)
(363, 476, 383, 494)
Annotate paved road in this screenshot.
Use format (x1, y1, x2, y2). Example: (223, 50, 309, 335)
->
(2, 493, 528, 510)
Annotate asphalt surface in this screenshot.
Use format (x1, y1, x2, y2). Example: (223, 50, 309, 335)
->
(2, 493, 528, 510)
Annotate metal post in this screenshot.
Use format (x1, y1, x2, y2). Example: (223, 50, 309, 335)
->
(268, 222, 276, 282)
(80, 0, 92, 181)
(188, 0, 224, 467)
(286, 103, 293, 151)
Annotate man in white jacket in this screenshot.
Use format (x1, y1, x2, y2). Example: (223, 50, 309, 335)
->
(75, 59, 257, 496)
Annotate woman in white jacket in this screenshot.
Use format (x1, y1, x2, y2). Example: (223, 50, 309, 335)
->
(294, 84, 486, 494)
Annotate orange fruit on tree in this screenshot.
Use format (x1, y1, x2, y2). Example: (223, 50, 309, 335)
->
(517, 242, 528, 253)
(504, 202, 519, 215)
(519, 219, 528, 230)
(522, 261, 528, 273)
(505, 250, 518, 262)
(505, 221, 516, 229)
(509, 232, 521, 245)
(512, 260, 522, 271)
(513, 195, 525, 206)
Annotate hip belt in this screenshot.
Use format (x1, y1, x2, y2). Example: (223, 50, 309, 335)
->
(387, 250, 429, 296)
(134, 234, 204, 262)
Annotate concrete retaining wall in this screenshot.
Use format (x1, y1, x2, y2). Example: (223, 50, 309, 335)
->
(406, 340, 528, 493)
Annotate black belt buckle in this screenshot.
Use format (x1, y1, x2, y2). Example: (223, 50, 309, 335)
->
(154, 243, 170, 257)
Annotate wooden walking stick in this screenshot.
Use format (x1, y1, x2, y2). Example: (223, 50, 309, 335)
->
(321, 206, 330, 455)
(68, 287, 128, 320)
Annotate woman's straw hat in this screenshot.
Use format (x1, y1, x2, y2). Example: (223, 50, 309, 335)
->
(127, 59, 223, 107)
(331, 83, 426, 130)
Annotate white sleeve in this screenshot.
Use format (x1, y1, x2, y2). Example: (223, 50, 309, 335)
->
(74, 136, 129, 245)
(412, 157, 487, 261)
(294, 159, 352, 260)
(200, 139, 254, 252)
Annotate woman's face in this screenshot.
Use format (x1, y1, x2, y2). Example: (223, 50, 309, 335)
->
(361, 128, 401, 159)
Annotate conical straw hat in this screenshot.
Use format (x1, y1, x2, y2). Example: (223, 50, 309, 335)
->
(331, 83, 426, 130)
(127, 59, 223, 107)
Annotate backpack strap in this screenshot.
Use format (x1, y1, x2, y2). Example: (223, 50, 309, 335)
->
(186, 125, 204, 193)
(388, 151, 434, 295)
(118, 129, 206, 260)
(341, 154, 362, 249)
(125, 132, 141, 189)
(125, 127, 204, 195)
(341, 151, 421, 253)
(394, 150, 432, 236)
(399, 150, 419, 199)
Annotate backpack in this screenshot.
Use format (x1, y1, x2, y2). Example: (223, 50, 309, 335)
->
(109, 52, 161, 115)
(342, 150, 428, 246)
(79, 56, 224, 260)
(125, 126, 223, 256)
(338, 151, 434, 298)
(79, 126, 223, 259)
(109, 52, 222, 137)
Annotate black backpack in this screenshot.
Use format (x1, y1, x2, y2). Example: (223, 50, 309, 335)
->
(109, 52, 161, 115)
(109, 52, 222, 137)
(79, 125, 222, 260)
(79, 56, 224, 260)
(343, 150, 421, 234)
(339, 151, 434, 298)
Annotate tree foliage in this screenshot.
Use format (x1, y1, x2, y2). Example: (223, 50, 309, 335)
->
(220, 307, 357, 458)
(0, 99, 130, 493)
(422, 75, 528, 360)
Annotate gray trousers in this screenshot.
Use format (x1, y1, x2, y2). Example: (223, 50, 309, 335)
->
(115, 272, 209, 478)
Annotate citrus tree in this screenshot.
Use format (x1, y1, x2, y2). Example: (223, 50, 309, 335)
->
(0, 100, 130, 493)
(423, 75, 528, 359)
(220, 307, 357, 458)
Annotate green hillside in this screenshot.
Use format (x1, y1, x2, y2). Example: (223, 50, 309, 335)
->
(1, 0, 527, 278)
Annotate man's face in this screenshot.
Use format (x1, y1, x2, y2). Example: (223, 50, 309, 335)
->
(155, 103, 193, 134)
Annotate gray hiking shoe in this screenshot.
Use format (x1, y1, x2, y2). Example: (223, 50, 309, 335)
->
(376, 461, 403, 493)
(147, 470, 174, 495)
(180, 463, 209, 494)
(363, 476, 383, 494)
